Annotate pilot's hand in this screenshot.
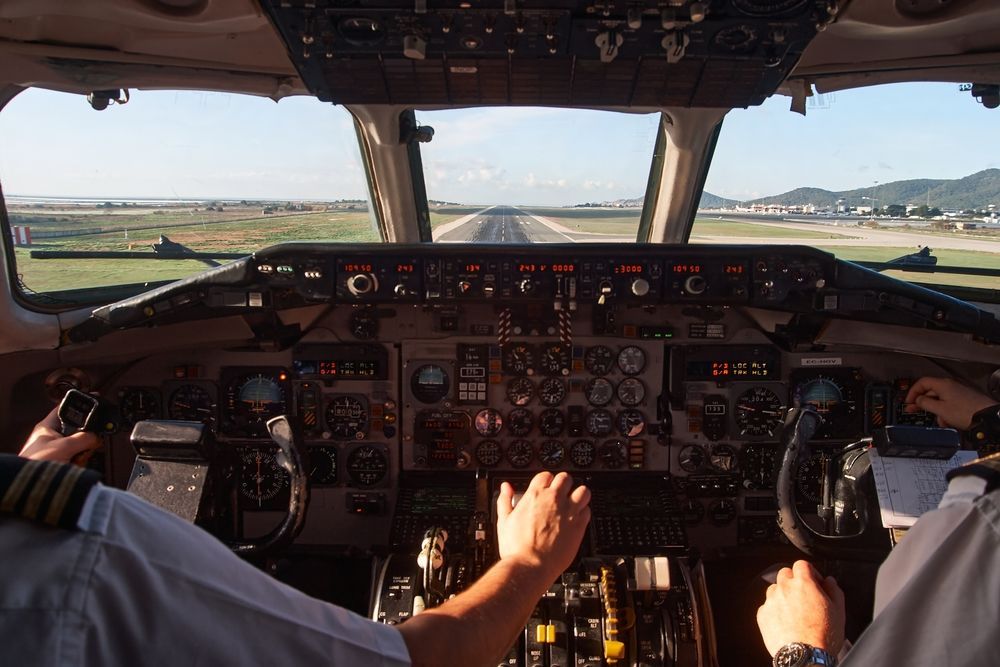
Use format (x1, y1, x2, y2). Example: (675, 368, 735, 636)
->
(496, 472, 591, 580)
(18, 406, 101, 466)
(756, 560, 845, 657)
(904, 376, 996, 430)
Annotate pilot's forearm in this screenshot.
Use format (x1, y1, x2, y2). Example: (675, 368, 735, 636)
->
(396, 557, 555, 667)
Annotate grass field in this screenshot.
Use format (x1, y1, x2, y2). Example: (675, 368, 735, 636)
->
(429, 205, 487, 229)
(815, 246, 1000, 290)
(519, 207, 642, 235)
(690, 219, 854, 240)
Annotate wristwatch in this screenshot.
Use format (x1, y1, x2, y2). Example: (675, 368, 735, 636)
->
(965, 404, 1000, 447)
(773, 642, 837, 667)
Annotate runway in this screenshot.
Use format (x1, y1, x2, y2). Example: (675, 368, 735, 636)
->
(435, 205, 592, 243)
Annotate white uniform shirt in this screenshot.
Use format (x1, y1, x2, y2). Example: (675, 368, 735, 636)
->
(841, 476, 999, 666)
(0, 483, 412, 666)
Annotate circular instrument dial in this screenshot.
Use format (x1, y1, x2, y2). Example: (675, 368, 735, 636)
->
(599, 439, 627, 469)
(710, 443, 738, 472)
(346, 445, 388, 487)
(796, 454, 824, 504)
(411, 364, 450, 404)
(539, 343, 570, 376)
(584, 378, 615, 407)
(507, 408, 533, 436)
(506, 377, 535, 406)
(617, 346, 646, 375)
(475, 440, 502, 467)
(308, 446, 338, 485)
(506, 439, 534, 468)
(539, 440, 565, 469)
(793, 376, 846, 416)
(539, 378, 567, 406)
(678, 444, 705, 472)
(168, 384, 215, 422)
(504, 344, 535, 376)
(227, 374, 287, 431)
(792, 373, 860, 438)
(538, 408, 566, 437)
(474, 408, 504, 437)
(616, 378, 646, 406)
(585, 409, 614, 437)
(570, 440, 596, 467)
(119, 388, 160, 425)
(325, 395, 368, 440)
(616, 409, 646, 437)
(238, 448, 288, 508)
(584, 345, 615, 376)
(681, 499, 705, 526)
(708, 498, 737, 526)
(735, 387, 784, 437)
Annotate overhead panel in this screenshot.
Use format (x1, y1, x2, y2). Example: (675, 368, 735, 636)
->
(261, 0, 836, 108)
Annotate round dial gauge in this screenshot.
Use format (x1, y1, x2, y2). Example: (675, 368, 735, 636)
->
(506, 440, 534, 468)
(119, 388, 160, 425)
(411, 364, 450, 403)
(792, 374, 860, 437)
(616, 378, 646, 406)
(226, 374, 287, 432)
(506, 377, 535, 406)
(793, 376, 846, 416)
(708, 498, 737, 526)
(539, 343, 570, 376)
(735, 387, 784, 437)
(475, 440, 502, 467)
(539, 378, 567, 406)
(539, 440, 565, 469)
(678, 444, 705, 472)
(539, 408, 566, 437)
(325, 396, 368, 440)
(584, 378, 615, 407)
(710, 443, 738, 472)
(346, 445, 388, 487)
(796, 454, 824, 504)
(504, 344, 535, 376)
(474, 408, 504, 437)
(742, 443, 779, 490)
(570, 440, 596, 467)
(616, 409, 646, 437)
(617, 346, 646, 375)
(168, 384, 215, 422)
(681, 499, 705, 526)
(308, 446, 338, 485)
(584, 345, 615, 376)
(599, 439, 627, 469)
(585, 409, 614, 437)
(239, 448, 288, 508)
(507, 408, 533, 436)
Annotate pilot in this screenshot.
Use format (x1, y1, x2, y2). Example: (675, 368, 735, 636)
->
(757, 376, 1000, 667)
(2, 407, 591, 667)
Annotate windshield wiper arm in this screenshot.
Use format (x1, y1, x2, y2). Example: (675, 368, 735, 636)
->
(853, 246, 1000, 278)
(30, 235, 247, 268)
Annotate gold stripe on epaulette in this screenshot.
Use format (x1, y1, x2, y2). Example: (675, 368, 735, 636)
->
(0, 460, 42, 512)
(970, 451, 1000, 468)
(44, 466, 84, 527)
(22, 462, 61, 521)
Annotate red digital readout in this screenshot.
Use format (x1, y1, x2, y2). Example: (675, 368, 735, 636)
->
(343, 263, 373, 273)
(614, 264, 643, 274)
(465, 263, 482, 273)
(724, 264, 745, 274)
(551, 264, 576, 273)
(711, 361, 769, 377)
(396, 263, 415, 273)
(672, 264, 702, 274)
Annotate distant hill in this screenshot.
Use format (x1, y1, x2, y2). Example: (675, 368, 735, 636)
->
(579, 191, 736, 209)
(743, 169, 1000, 210)
(699, 191, 739, 208)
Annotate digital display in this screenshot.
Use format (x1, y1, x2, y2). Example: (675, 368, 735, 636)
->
(464, 263, 482, 273)
(342, 263, 373, 273)
(683, 346, 780, 381)
(515, 263, 574, 273)
(416, 416, 468, 431)
(724, 264, 745, 274)
(672, 264, 702, 274)
(614, 264, 643, 274)
(317, 360, 378, 377)
(292, 344, 389, 381)
(396, 263, 415, 273)
(409, 488, 473, 513)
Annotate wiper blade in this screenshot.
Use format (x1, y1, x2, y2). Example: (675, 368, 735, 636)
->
(853, 246, 1000, 278)
(31, 235, 247, 268)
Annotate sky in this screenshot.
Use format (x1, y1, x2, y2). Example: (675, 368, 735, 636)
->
(0, 83, 995, 206)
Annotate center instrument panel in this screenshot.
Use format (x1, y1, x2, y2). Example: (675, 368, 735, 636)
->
(93, 244, 975, 554)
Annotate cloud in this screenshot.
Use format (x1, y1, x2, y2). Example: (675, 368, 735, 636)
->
(877, 161, 893, 170)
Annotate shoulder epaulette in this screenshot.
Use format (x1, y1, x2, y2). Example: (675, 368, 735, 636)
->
(946, 451, 1000, 494)
(0, 454, 100, 530)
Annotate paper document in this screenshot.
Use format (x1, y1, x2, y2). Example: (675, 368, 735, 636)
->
(868, 449, 979, 528)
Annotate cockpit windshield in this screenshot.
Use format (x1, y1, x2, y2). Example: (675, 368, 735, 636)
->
(421, 108, 660, 244)
(699, 82, 1000, 294)
(0, 89, 377, 305)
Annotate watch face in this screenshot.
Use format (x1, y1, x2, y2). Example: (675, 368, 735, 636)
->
(774, 643, 810, 667)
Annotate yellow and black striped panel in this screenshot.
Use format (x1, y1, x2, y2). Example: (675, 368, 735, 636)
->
(947, 451, 1000, 494)
(0, 455, 100, 530)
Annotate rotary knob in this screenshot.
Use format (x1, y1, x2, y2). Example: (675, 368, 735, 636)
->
(631, 278, 650, 297)
(518, 279, 534, 294)
(347, 273, 378, 296)
(683, 275, 707, 296)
